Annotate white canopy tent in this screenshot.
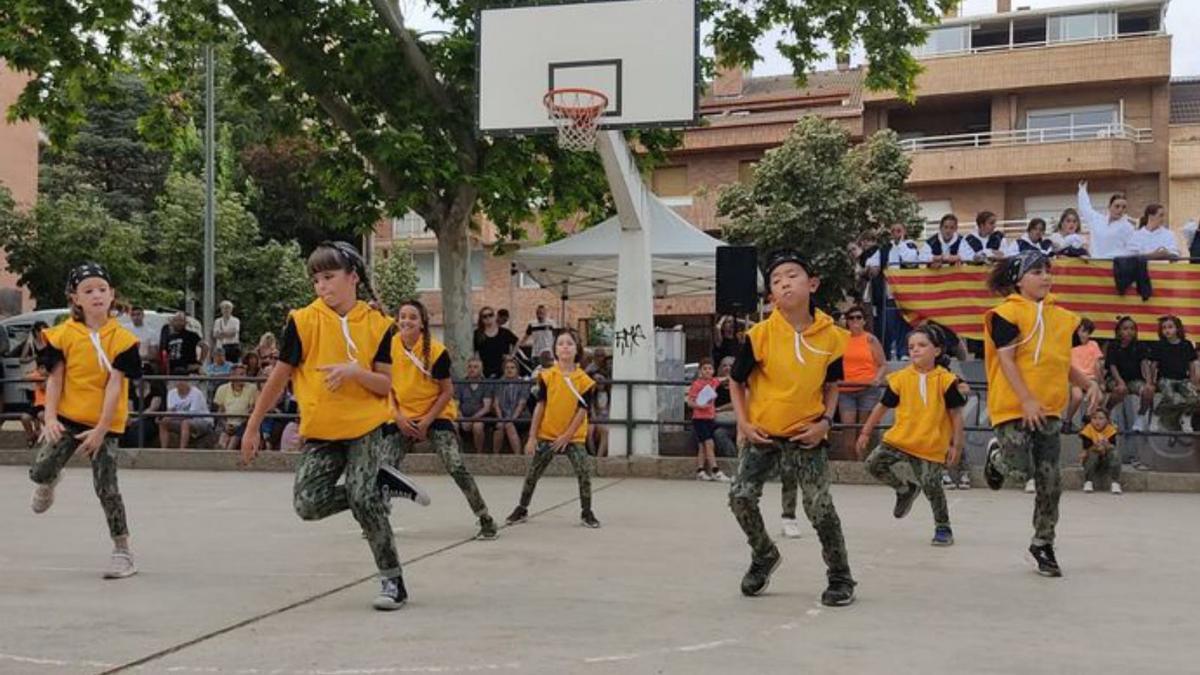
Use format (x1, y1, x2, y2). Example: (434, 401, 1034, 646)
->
(512, 195, 726, 301)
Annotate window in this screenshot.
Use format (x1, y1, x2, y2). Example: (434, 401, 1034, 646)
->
(914, 26, 969, 57)
(391, 210, 435, 240)
(411, 251, 486, 291)
(517, 271, 541, 289)
(1047, 11, 1115, 44)
(1024, 195, 1105, 228)
(652, 166, 688, 196)
(918, 200, 953, 238)
(1026, 104, 1118, 140)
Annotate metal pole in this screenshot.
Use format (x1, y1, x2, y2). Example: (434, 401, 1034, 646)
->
(202, 43, 216, 347)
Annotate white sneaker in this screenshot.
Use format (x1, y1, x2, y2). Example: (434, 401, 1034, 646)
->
(1082, 481, 1094, 493)
(31, 475, 61, 514)
(958, 474, 971, 490)
(696, 470, 712, 482)
(942, 472, 955, 489)
(710, 469, 731, 483)
(1132, 414, 1147, 432)
(103, 551, 137, 580)
(1111, 482, 1123, 495)
(1024, 479, 1036, 494)
(781, 518, 803, 539)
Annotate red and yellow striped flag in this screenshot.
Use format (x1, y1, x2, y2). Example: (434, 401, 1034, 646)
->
(885, 259, 1200, 341)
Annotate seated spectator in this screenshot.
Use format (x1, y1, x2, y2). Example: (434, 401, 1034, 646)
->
(256, 332, 280, 365)
(1079, 409, 1122, 494)
(455, 357, 493, 453)
(492, 357, 530, 454)
(242, 351, 262, 378)
(20, 365, 48, 447)
(1105, 316, 1154, 435)
(1066, 318, 1104, 432)
(261, 374, 298, 450)
(159, 380, 214, 449)
(202, 346, 234, 397)
(213, 363, 259, 450)
(687, 358, 728, 482)
(1050, 208, 1089, 258)
(123, 367, 166, 448)
(1147, 315, 1200, 432)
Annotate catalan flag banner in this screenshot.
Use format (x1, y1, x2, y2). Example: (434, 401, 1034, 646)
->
(885, 259, 1200, 341)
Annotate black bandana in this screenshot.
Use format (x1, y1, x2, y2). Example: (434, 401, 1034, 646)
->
(66, 262, 111, 292)
(761, 248, 813, 281)
(1007, 250, 1050, 286)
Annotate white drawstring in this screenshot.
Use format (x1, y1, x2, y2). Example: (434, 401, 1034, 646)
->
(562, 372, 587, 407)
(918, 372, 928, 406)
(1012, 301, 1046, 364)
(88, 331, 113, 374)
(402, 345, 431, 377)
(793, 332, 832, 366)
(338, 315, 359, 363)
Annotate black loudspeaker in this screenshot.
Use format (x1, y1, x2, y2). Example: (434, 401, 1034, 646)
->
(715, 246, 759, 314)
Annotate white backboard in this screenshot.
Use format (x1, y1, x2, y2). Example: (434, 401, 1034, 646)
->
(477, 0, 699, 135)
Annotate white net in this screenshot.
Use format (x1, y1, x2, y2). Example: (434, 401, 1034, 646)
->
(544, 89, 609, 152)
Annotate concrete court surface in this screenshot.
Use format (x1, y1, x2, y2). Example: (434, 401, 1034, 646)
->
(1, 467, 1198, 675)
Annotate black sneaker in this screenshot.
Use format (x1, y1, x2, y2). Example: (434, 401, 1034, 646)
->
(377, 466, 431, 506)
(893, 482, 921, 519)
(372, 575, 408, 611)
(476, 516, 499, 540)
(1028, 544, 1063, 578)
(740, 546, 782, 597)
(580, 510, 601, 528)
(506, 505, 528, 524)
(820, 579, 856, 607)
(983, 438, 1004, 491)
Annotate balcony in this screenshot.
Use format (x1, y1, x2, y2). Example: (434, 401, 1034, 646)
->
(902, 124, 1151, 185)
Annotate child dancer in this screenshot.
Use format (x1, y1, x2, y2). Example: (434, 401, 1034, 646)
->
(29, 263, 142, 579)
(981, 251, 1102, 577)
(506, 330, 600, 528)
(380, 299, 498, 540)
(857, 323, 966, 546)
(1078, 408, 1122, 494)
(728, 249, 855, 606)
(241, 241, 428, 611)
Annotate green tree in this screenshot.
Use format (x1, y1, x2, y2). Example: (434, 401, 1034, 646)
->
(374, 242, 419, 314)
(717, 116, 918, 308)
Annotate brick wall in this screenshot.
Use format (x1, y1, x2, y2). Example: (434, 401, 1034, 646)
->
(1170, 124, 1200, 224)
(0, 63, 38, 313)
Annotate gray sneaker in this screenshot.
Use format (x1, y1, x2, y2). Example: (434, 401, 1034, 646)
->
(31, 475, 61, 514)
(103, 551, 138, 580)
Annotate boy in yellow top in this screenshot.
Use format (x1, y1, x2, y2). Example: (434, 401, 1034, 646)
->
(1078, 408, 1122, 494)
(241, 242, 429, 611)
(981, 251, 1103, 578)
(29, 262, 142, 580)
(856, 323, 967, 547)
(377, 299, 497, 540)
(728, 249, 855, 606)
(505, 329, 600, 528)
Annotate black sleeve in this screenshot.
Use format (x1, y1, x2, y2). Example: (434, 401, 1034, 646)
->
(535, 374, 547, 402)
(112, 345, 143, 380)
(944, 380, 967, 409)
(990, 315, 1020, 349)
(37, 344, 64, 371)
(1071, 320, 1083, 347)
(279, 318, 303, 366)
(1080, 434, 1094, 450)
(579, 387, 594, 410)
(880, 385, 900, 408)
(730, 339, 757, 384)
(824, 356, 844, 384)
(430, 351, 451, 379)
(373, 326, 396, 365)
(525, 324, 534, 337)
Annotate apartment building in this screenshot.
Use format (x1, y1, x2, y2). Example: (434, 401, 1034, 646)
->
(0, 62, 39, 315)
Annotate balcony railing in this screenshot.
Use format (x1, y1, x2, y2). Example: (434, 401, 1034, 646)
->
(899, 123, 1152, 152)
(915, 29, 1164, 60)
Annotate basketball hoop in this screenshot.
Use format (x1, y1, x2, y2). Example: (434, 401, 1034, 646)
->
(543, 88, 609, 151)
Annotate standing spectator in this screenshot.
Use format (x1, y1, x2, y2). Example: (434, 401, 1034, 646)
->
(1127, 204, 1181, 259)
(1050, 208, 1089, 258)
(712, 356, 738, 458)
(1016, 218, 1055, 254)
(1146, 315, 1200, 432)
(1066, 318, 1104, 431)
(20, 365, 47, 447)
(687, 358, 729, 482)
(158, 380, 214, 449)
(497, 308, 511, 330)
(712, 315, 744, 365)
(256, 332, 280, 364)
(212, 300, 242, 362)
(521, 304, 557, 364)
(128, 307, 160, 365)
(865, 222, 922, 359)
(473, 306, 519, 379)
(492, 357, 529, 454)
(455, 357, 493, 452)
(1078, 408, 1122, 494)
(925, 214, 966, 267)
(213, 363, 259, 450)
(161, 312, 206, 375)
(587, 349, 611, 457)
(1077, 180, 1134, 259)
(836, 305, 887, 459)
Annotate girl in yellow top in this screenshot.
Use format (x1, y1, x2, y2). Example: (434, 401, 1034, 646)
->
(29, 262, 142, 580)
(378, 299, 497, 540)
(240, 242, 428, 612)
(505, 329, 600, 528)
(856, 322, 967, 547)
(1078, 408, 1122, 494)
(980, 250, 1102, 578)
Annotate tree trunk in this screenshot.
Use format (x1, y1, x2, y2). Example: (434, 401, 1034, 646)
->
(435, 209, 474, 376)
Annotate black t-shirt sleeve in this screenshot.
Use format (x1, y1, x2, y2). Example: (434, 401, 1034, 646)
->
(1080, 434, 1095, 450)
(535, 374, 548, 402)
(944, 380, 967, 409)
(37, 344, 64, 371)
(990, 315, 1020, 349)
(880, 385, 900, 408)
(730, 340, 757, 384)
(579, 387, 594, 410)
(279, 318, 303, 367)
(430, 351, 452, 379)
(824, 356, 844, 384)
(113, 345, 143, 380)
(1071, 321, 1083, 348)
(373, 326, 396, 365)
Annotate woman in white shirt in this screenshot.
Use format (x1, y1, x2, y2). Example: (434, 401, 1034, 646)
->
(213, 300, 242, 362)
(1127, 204, 1180, 259)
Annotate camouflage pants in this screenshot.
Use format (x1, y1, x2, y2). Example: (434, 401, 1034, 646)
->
(1081, 450, 1121, 485)
(388, 427, 491, 520)
(737, 442, 799, 519)
(293, 428, 400, 578)
(29, 423, 128, 539)
(1156, 379, 1200, 431)
(518, 441, 592, 512)
(992, 419, 1062, 546)
(729, 440, 852, 583)
(865, 444, 949, 526)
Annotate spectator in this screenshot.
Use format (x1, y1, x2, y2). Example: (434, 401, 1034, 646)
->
(964, 211, 1008, 262)
(18, 320, 48, 366)
(242, 351, 262, 378)
(20, 365, 47, 447)
(521, 304, 557, 364)
(1105, 316, 1154, 440)
(712, 356, 738, 458)
(1147, 315, 1200, 432)
(256, 332, 280, 365)
(159, 380, 214, 449)
(213, 363, 259, 450)
(473, 306, 519, 378)
(1078, 408, 1122, 494)
(925, 214, 966, 268)
(161, 312, 206, 375)
(212, 300, 242, 362)
(128, 307, 160, 365)
(1050, 208, 1089, 258)
(1016, 218, 1054, 254)
(492, 357, 529, 454)
(1127, 204, 1181, 260)
(712, 315, 747, 365)
(589, 350, 611, 457)
(455, 357, 493, 452)
(204, 346, 234, 380)
(1066, 318, 1104, 432)
(123, 367, 165, 448)
(260, 374, 298, 450)
(837, 305, 887, 458)
(1077, 180, 1134, 259)
(687, 358, 729, 482)
(497, 308, 511, 329)
(865, 222, 922, 359)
